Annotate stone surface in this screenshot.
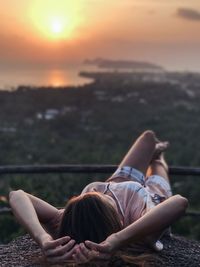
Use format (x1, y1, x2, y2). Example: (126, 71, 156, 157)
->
(0, 234, 200, 267)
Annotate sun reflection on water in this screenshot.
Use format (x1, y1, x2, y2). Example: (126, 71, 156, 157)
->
(47, 69, 67, 87)
(0, 67, 93, 90)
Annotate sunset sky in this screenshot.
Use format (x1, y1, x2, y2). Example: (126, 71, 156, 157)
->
(1, 0, 200, 71)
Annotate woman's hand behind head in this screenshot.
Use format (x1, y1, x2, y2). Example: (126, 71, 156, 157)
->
(72, 242, 111, 264)
(85, 239, 112, 253)
(42, 236, 76, 264)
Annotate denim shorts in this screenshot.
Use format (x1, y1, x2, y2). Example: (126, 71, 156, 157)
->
(108, 166, 145, 185)
(107, 165, 172, 199)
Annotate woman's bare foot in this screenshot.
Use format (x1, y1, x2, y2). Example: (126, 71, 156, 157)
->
(150, 136, 169, 173)
(152, 141, 170, 161)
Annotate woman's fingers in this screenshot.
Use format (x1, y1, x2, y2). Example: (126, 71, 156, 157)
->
(44, 239, 111, 264)
(46, 244, 77, 263)
(73, 246, 88, 263)
(45, 239, 76, 257)
(84, 241, 111, 260)
(85, 240, 108, 252)
(85, 240, 102, 250)
(43, 236, 70, 250)
(73, 244, 102, 264)
(79, 243, 90, 257)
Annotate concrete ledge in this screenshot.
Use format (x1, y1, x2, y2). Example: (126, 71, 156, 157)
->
(1, 234, 200, 266)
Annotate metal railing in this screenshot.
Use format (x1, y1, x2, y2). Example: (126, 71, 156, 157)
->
(1, 164, 200, 216)
(0, 164, 200, 175)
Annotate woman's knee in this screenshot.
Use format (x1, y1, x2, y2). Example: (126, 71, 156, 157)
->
(141, 130, 156, 144)
(9, 190, 25, 204)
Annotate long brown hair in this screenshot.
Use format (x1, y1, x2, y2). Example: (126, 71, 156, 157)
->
(58, 192, 122, 243)
(58, 192, 158, 267)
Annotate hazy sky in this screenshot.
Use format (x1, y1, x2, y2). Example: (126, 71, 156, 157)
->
(1, 0, 200, 71)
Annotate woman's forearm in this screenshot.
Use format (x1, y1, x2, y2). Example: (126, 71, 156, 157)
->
(109, 195, 188, 250)
(9, 190, 50, 246)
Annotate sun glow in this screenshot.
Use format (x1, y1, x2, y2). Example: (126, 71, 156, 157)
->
(51, 19, 63, 34)
(29, 1, 83, 40)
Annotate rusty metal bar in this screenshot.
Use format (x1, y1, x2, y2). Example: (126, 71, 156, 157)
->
(1, 164, 200, 217)
(0, 164, 200, 175)
(185, 211, 200, 217)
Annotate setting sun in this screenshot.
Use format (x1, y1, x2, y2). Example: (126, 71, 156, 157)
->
(51, 19, 63, 34)
(29, 1, 83, 40)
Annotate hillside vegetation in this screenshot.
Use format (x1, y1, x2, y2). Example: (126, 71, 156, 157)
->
(0, 71, 200, 243)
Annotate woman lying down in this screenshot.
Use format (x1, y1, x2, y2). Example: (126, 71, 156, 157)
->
(9, 131, 188, 265)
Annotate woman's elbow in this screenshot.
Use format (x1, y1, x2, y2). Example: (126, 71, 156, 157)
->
(9, 190, 25, 205)
(174, 194, 188, 212)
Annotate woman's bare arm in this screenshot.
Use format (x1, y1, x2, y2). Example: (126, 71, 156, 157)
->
(9, 190, 59, 245)
(9, 190, 76, 261)
(85, 195, 188, 253)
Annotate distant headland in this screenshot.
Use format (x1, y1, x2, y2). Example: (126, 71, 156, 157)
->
(84, 58, 165, 72)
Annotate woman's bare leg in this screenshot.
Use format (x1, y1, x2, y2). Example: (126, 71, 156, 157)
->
(118, 130, 157, 175)
(146, 153, 170, 183)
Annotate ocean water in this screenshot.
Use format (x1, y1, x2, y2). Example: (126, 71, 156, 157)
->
(0, 66, 93, 90)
